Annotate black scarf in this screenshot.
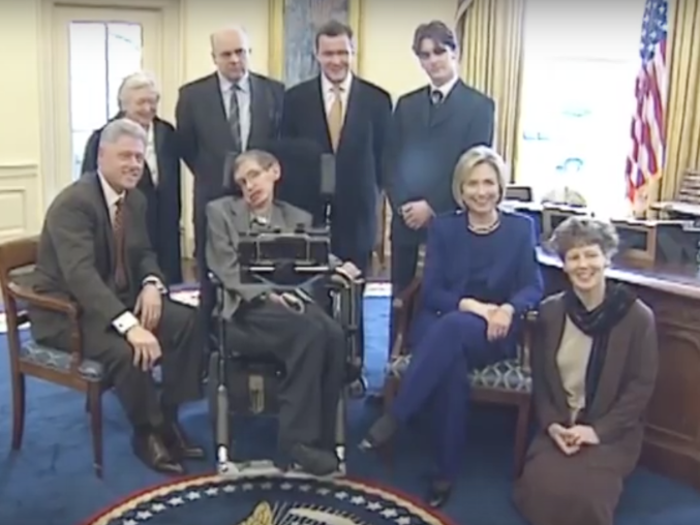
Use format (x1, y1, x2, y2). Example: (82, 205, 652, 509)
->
(565, 282, 636, 420)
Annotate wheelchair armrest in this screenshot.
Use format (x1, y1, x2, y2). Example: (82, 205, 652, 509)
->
(208, 271, 223, 288)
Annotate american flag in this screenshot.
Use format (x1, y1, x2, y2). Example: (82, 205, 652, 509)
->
(625, 0, 668, 206)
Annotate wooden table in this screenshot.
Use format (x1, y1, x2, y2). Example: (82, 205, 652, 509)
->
(538, 249, 700, 491)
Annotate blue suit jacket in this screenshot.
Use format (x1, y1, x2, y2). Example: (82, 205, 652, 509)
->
(412, 210, 544, 347)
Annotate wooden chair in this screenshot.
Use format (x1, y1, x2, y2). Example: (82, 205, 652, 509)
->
(383, 278, 537, 477)
(0, 237, 106, 477)
(652, 168, 700, 218)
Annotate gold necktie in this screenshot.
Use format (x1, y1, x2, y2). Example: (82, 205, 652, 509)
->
(327, 85, 343, 151)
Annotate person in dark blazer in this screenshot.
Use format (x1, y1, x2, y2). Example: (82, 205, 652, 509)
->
(30, 119, 204, 475)
(81, 72, 182, 285)
(514, 217, 658, 525)
(385, 20, 495, 343)
(175, 25, 285, 277)
(361, 147, 543, 507)
(281, 20, 392, 274)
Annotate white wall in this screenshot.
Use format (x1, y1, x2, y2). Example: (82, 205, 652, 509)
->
(0, 0, 455, 246)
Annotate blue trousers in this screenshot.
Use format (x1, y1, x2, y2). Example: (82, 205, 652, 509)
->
(390, 310, 510, 481)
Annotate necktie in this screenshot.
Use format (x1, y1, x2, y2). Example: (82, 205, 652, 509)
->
(327, 85, 344, 151)
(431, 90, 444, 105)
(228, 84, 242, 151)
(113, 198, 127, 289)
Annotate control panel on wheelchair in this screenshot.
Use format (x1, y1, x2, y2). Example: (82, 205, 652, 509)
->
(235, 226, 363, 378)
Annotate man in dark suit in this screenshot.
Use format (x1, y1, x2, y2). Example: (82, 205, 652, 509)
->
(281, 20, 392, 274)
(386, 20, 495, 328)
(206, 149, 361, 475)
(29, 119, 204, 475)
(82, 72, 183, 285)
(175, 25, 285, 275)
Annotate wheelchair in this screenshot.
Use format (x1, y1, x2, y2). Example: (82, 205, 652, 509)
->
(207, 226, 365, 479)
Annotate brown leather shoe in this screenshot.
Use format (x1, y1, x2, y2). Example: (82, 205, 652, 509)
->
(162, 422, 206, 461)
(132, 432, 185, 475)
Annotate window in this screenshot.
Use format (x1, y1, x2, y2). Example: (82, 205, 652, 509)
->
(68, 22, 143, 180)
(517, 0, 646, 217)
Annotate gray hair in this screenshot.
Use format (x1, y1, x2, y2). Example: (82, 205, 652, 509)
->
(117, 71, 159, 109)
(452, 145, 508, 208)
(99, 118, 147, 148)
(548, 216, 619, 259)
(233, 149, 279, 174)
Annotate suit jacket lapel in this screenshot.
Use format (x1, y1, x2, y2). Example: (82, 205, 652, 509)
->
(205, 74, 234, 144)
(89, 173, 115, 268)
(416, 86, 431, 128)
(336, 78, 360, 152)
(249, 74, 270, 146)
(152, 119, 167, 188)
(230, 199, 250, 232)
(313, 77, 333, 151)
(587, 323, 632, 418)
(430, 81, 467, 128)
(544, 301, 570, 414)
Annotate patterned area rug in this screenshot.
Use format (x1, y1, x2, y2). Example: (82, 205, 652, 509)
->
(79, 474, 455, 525)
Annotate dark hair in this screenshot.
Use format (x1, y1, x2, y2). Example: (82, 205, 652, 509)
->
(548, 217, 620, 260)
(233, 149, 279, 175)
(412, 20, 458, 55)
(315, 20, 354, 49)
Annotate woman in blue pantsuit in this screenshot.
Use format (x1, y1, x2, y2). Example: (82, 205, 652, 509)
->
(362, 146, 544, 507)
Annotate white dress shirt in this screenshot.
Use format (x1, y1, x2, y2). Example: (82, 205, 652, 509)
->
(97, 172, 164, 335)
(145, 124, 158, 185)
(430, 74, 459, 101)
(218, 72, 252, 151)
(321, 73, 353, 119)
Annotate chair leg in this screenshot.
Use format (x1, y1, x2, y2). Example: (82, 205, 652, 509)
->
(513, 399, 532, 478)
(87, 384, 104, 478)
(381, 375, 399, 467)
(11, 372, 26, 450)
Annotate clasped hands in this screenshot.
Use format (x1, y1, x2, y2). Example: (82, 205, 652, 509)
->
(458, 298, 514, 341)
(548, 423, 600, 455)
(400, 200, 433, 230)
(125, 283, 163, 371)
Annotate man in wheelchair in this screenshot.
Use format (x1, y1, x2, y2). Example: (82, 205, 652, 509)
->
(205, 149, 361, 476)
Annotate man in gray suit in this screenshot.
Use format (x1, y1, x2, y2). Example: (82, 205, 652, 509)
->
(29, 119, 203, 475)
(206, 149, 360, 476)
(175, 25, 285, 276)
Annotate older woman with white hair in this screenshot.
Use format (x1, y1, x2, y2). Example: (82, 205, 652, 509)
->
(81, 71, 182, 284)
(361, 145, 543, 507)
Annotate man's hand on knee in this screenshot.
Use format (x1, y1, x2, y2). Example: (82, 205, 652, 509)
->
(126, 325, 162, 371)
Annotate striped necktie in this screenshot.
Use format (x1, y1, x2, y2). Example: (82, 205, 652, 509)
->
(228, 84, 242, 151)
(113, 198, 127, 289)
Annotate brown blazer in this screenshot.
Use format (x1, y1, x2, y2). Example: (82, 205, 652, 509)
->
(29, 172, 163, 345)
(529, 291, 658, 473)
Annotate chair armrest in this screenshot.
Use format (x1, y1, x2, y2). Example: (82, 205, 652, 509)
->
(517, 308, 539, 372)
(8, 282, 78, 319)
(9, 282, 83, 360)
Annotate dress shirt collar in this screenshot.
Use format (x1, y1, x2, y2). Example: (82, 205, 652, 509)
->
(430, 74, 459, 101)
(97, 171, 124, 209)
(321, 72, 353, 95)
(217, 71, 250, 93)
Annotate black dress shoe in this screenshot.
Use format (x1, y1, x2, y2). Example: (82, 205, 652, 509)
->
(426, 481, 452, 508)
(132, 432, 185, 475)
(162, 422, 206, 461)
(359, 414, 398, 451)
(290, 444, 339, 476)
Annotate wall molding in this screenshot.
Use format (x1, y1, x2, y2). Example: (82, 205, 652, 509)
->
(0, 163, 39, 179)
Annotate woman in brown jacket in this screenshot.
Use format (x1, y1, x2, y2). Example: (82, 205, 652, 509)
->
(513, 217, 658, 525)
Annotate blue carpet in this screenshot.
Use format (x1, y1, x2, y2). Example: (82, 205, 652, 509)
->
(1, 295, 700, 525)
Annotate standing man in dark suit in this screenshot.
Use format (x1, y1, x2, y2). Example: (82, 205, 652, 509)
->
(82, 72, 183, 285)
(175, 25, 285, 277)
(30, 119, 204, 475)
(386, 20, 495, 320)
(281, 20, 392, 274)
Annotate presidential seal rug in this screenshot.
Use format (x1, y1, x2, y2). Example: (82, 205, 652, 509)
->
(79, 474, 456, 525)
